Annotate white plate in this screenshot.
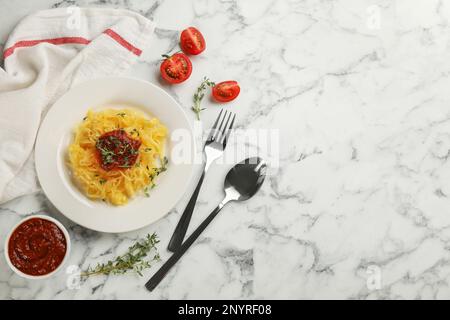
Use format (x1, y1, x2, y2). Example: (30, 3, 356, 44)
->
(35, 77, 195, 233)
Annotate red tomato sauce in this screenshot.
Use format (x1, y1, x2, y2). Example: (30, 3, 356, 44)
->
(95, 129, 141, 171)
(8, 218, 67, 276)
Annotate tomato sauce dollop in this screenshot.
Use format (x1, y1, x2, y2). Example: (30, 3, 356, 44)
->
(8, 218, 67, 276)
(95, 129, 141, 171)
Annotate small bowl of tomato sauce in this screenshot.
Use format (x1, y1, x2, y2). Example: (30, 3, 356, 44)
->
(4, 215, 70, 279)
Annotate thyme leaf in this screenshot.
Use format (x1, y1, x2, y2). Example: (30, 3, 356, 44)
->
(146, 157, 168, 194)
(192, 77, 215, 120)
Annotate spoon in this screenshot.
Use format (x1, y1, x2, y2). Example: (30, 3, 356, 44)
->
(145, 157, 267, 291)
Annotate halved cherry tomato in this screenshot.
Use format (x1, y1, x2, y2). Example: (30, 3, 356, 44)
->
(160, 53, 192, 84)
(212, 81, 240, 102)
(180, 27, 206, 55)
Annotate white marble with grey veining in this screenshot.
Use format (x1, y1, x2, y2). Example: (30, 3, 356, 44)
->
(2, 0, 450, 300)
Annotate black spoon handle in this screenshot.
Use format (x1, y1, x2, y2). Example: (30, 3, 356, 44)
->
(145, 202, 225, 292)
(167, 171, 205, 252)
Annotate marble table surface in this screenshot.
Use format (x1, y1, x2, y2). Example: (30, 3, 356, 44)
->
(2, 0, 450, 300)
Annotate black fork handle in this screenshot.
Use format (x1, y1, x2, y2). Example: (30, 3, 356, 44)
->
(167, 171, 205, 252)
(146, 202, 224, 291)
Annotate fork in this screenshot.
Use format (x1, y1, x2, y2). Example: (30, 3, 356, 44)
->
(167, 109, 236, 252)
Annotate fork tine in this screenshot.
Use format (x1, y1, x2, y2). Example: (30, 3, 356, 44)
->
(219, 112, 233, 145)
(222, 113, 236, 146)
(211, 109, 223, 130)
(207, 109, 223, 141)
(213, 110, 228, 141)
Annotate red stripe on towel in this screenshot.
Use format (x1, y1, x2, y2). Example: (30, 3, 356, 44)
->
(3, 29, 142, 59)
(3, 37, 91, 58)
(103, 28, 142, 56)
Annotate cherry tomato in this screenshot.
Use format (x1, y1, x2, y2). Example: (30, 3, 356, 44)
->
(180, 27, 206, 55)
(212, 81, 240, 102)
(160, 53, 192, 84)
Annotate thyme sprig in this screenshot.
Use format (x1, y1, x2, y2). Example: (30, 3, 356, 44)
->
(145, 157, 169, 195)
(155, 156, 168, 175)
(81, 233, 160, 277)
(192, 77, 215, 120)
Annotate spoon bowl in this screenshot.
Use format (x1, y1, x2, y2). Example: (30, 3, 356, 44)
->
(224, 157, 267, 202)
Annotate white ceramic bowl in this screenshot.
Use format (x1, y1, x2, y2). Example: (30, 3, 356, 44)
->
(4, 215, 71, 280)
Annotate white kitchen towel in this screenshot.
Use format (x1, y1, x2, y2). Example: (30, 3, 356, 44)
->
(0, 8, 155, 205)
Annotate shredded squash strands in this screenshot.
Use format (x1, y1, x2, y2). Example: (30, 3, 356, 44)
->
(68, 109, 168, 205)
